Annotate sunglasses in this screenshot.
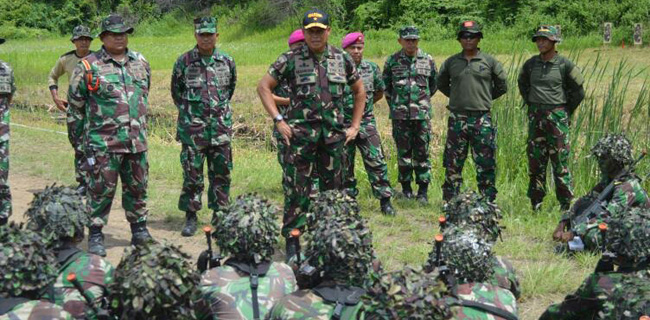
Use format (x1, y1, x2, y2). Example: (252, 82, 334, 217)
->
(459, 33, 479, 40)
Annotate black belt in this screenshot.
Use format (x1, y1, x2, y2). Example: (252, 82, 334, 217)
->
(452, 110, 489, 117)
(529, 104, 565, 110)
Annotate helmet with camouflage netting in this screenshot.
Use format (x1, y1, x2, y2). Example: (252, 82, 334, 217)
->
(0, 223, 59, 299)
(442, 191, 502, 243)
(605, 207, 650, 266)
(109, 242, 201, 320)
(361, 266, 451, 319)
(306, 190, 360, 229)
(211, 193, 279, 264)
(24, 184, 89, 247)
(591, 133, 634, 167)
(600, 270, 650, 320)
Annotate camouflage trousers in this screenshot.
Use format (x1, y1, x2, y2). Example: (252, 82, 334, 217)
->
(283, 137, 343, 236)
(527, 106, 573, 207)
(275, 132, 319, 216)
(0, 141, 11, 220)
(391, 119, 431, 184)
(343, 131, 394, 199)
(442, 111, 497, 202)
(179, 143, 231, 212)
(66, 108, 86, 188)
(87, 151, 148, 227)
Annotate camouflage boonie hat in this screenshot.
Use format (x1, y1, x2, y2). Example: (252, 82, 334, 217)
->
(109, 242, 201, 319)
(590, 133, 634, 166)
(99, 14, 134, 36)
(606, 207, 650, 264)
(71, 25, 93, 41)
(362, 266, 451, 319)
(532, 25, 561, 42)
(601, 270, 650, 319)
(194, 17, 217, 34)
(306, 190, 360, 229)
(442, 191, 502, 243)
(0, 223, 59, 298)
(399, 26, 420, 40)
(24, 184, 89, 246)
(428, 226, 494, 283)
(458, 20, 483, 38)
(212, 193, 279, 264)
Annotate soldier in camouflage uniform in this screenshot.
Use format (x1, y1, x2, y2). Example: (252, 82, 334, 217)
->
(0, 223, 73, 319)
(540, 207, 650, 319)
(68, 14, 153, 256)
(553, 134, 650, 252)
(518, 26, 586, 211)
(267, 209, 374, 319)
(195, 194, 296, 319)
(171, 17, 237, 237)
(257, 9, 366, 256)
(49, 25, 94, 194)
(341, 32, 396, 215)
(0, 38, 13, 226)
(24, 185, 114, 319)
(109, 242, 203, 319)
(600, 269, 650, 319)
(438, 21, 508, 203)
(383, 26, 437, 204)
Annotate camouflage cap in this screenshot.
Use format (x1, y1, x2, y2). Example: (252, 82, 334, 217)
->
(428, 226, 494, 283)
(211, 193, 279, 264)
(532, 25, 561, 42)
(71, 25, 93, 41)
(0, 223, 59, 298)
(305, 213, 374, 287)
(303, 8, 330, 29)
(601, 270, 650, 319)
(458, 20, 483, 38)
(306, 190, 360, 229)
(194, 16, 217, 34)
(399, 26, 420, 40)
(442, 191, 502, 243)
(24, 184, 89, 246)
(606, 207, 650, 264)
(109, 242, 201, 319)
(99, 14, 134, 36)
(590, 133, 634, 166)
(361, 266, 451, 319)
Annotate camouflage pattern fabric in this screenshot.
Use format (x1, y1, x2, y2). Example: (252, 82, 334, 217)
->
(67, 107, 87, 188)
(601, 270, 650, 320)
(0, 59, 14, 220)
(442, 111, 497, 202)
(447, 282, 518, 320)
(605, 207, 650, 266)
(178, 144, 231, 212)
(442, 191, 503, 243)
(267, 44, 359, 235)
(491, 257, 521, 300)
(86, 151, 148, 227)
(342, 60, 385, 136)
(526, 106, 573, 207)
(266, 288, 363, 320)
(391, 119, 431, 184)
(197, 262, 296, 319)
(0, 300, 73, 320)
(306, 190, 360, 229)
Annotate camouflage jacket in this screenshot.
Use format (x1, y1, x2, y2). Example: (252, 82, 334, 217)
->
(601, 270, 650, 319)
(491, 257, 521, 300)
(0, 59, 15, 143)
(68, 46, 150, 153)
(197, 261, 296, 319)
(171, 46, 237, 148)
(343, 59, 385, 138)
(268, 44, 360, 144)
(382, 49, 437, 120)
(0, 300, 73, 320)
(266, 287, 363, 320)
(447, 282, 518, 320)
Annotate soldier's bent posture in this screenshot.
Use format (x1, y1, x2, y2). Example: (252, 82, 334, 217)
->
(68, 14, 153, 256)
(0, 37, 13, 226)
(341, 32, 396, 215)
(257, 8, 365, 260)
(438, 21, 508, 203)
(383, 26, 437, 204)
(171, 17, 237, 236)
(519, 26, 585, 211)
(49, 25, 94, 194)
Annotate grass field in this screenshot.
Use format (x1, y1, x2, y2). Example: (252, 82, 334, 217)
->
(2, 32, 650, 319)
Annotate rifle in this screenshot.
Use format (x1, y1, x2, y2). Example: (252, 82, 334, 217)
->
(197, 226, 222, 273)
(594, 223, 616, 272)
(438, 216, 447, 230)
(66, 273, 110, 320)
(289, 229, 302, 265)
(570, 152, 646, 233)
(433, 234, 455, 288)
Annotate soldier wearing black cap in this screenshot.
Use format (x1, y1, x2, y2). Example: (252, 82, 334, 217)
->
(437, 21, 508, 203)
(0, 37, 13, 226)
(257, 8, 366, 261)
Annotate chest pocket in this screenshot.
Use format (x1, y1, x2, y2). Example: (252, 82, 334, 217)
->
(213, 62, 231, 88)
(327, 54, 347, 97)
(129, 61, 149, 94)
(98, 65, 122, 98)
(391, 65, 409, 87)
(0, 74, 11, 94)
(294, 56, 317, 98)
(470, 61, 491, 80)
(360, 68, 374, 93)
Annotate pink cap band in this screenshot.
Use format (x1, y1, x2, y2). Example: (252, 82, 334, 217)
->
(288, 29, 305, 46)
(342, 32, 364, 49)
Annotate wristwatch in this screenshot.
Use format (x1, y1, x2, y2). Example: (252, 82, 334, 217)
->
(273, 114, 284, 123)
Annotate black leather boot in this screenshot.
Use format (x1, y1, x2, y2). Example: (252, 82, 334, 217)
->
(416, 183, 429, 205)
(531, 199, 543, 212)
(181, 211, 198, 237)
(88, 226, 106, 257)
(401, 182, 414, 199)
(0, 216, 7, 226)
(380, 197, 396, 216)
(130, 221, 153, 246)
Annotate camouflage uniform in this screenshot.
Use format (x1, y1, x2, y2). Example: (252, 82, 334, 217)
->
(447, 282, 519, 320)
(268, 42, 360, 235)
(343, 59, 393, 199)
(0, 300, 74, 320)
(0, 57, 13, 223)
(266, 287, 363, 320)
(491, 257, 521, 300)
(171, 43, 237, 212)
(518, 26, 585, 209)
(601, 270, 650, 319)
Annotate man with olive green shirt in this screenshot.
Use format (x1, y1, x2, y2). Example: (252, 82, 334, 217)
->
(438, 21, 508, 203)
(518, 25, 585, 211)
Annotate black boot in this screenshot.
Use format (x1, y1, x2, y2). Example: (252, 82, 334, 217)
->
(285, 237, 297, 263)
(0, 216, 7, 226)
(531, 199, 543, 212)
(380, 197, 396, 216)
(130, 221, 153, 246)
(181, 211, 198, 237)
(560, 202, 570, 211)
(76, 182, 87, 196)
(401, 182, 414, 199)
(416, 183, 428, 205)
(88, 226, 106, 257)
